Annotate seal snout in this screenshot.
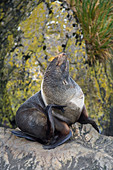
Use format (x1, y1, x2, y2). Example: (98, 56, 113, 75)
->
(55, 53, 67, 64)
(55, 53, 67, 69)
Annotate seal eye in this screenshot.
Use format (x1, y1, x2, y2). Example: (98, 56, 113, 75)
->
(63, 80, 68, 85)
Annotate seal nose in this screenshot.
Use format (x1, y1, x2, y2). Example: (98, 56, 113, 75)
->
(58, 53, 67, 58)
(62, 53, 66, 56)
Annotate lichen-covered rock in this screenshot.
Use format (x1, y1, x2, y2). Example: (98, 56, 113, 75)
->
(0, 0, 86, 128)
(0, 124, 113, 170)
(1, 0, 113, 134)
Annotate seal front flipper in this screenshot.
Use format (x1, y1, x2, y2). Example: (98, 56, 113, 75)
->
(77, 105, 99, 132)
(11, 130, 37, 141)
(43, 130, 72, 149)
(45, 104, 66, 136)
(46, 104, 66, 113)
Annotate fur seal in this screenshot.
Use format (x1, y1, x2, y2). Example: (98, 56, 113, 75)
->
(41, 53, 99, 132)
(12, 53, 99, 149)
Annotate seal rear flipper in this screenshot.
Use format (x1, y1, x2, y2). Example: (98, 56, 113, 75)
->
(43, 130, 72, 149)
(11, 130, 37, 141)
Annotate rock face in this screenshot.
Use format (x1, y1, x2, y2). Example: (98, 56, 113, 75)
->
(1, 124, 113, 170)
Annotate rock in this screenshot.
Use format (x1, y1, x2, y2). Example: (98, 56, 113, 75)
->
(0, 123, 113, 170)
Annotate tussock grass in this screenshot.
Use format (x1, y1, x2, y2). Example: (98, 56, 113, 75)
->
(71, 0, 113, 64)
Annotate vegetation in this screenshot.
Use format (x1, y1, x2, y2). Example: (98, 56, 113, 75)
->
(70, 0, 113, 64)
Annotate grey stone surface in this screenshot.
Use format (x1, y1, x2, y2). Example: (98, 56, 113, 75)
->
(0, 123, 113, 170)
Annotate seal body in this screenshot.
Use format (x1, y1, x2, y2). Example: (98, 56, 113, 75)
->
(14, 89, 72, 148)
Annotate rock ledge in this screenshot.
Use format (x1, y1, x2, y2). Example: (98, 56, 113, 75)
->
(0, 123, 113, 170)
